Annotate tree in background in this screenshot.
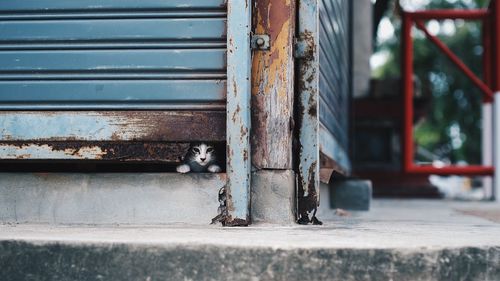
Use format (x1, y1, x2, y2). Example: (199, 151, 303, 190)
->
(373, 0, 490, 165)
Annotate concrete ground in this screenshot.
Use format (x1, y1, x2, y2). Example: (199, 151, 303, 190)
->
(1, 200, 500, 280)
(1, 199, 499, 249)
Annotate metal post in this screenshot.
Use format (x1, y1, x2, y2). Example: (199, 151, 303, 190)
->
(408, 9, 488, 20)
(483, 103, 494, 198)
(493, 0, 500, 201)
(494, 95, 500, 201)
(226, 0, 252, 224)
(483, 14, 494, 199)
(296, 0, 320, 224)
(402, 13, 414, 172)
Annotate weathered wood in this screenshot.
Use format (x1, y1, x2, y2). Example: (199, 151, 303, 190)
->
(0, 111, 226, 142)
(251, 0, 295, 169)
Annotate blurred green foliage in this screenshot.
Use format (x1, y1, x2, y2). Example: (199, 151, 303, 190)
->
(374, 0, 490, 164)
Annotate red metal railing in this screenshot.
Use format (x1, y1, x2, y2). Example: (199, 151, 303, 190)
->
(402, 1, 499, 176)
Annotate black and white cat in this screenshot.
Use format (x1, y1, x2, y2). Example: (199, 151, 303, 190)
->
(176, 143, 222, 173)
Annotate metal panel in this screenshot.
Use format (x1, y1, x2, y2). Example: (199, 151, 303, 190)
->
(0, 19, 226, 42)
(0, 1, 225, 12)
(296, 0, 320, 224)
(0, 50, 225, 72)
(0, 80, 225, 110)
(319, 124, 350, 170)
(225, 0, 252, 226)
(0, 19, 226, 44)
(0, 111, 225, 161)
(0, 111, 225, 142)
(0, 1, 227, 109)
(318, 0, 350, 171)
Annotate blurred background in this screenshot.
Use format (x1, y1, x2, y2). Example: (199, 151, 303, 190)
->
(353, 0, 492, 200)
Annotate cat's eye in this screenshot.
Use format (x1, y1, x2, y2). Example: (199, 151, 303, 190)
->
(207, 147, 214, 153)
(193, 148, 200, 153)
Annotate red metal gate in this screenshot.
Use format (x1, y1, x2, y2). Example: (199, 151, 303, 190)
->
(402, 0, 500, 176)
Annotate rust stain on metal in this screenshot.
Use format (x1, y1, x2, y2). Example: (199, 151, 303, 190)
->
(232, 78, 238, 96)
(308, 103, 317, 117)
(1, 141, 191, 162)
(232, 104, 241, 122)
(296, 30, 319, 220)
(307, 162, 318, 197)
(221, 184, 250, 226)
(1, 111, 226, 142)
(224, 217, 249, 226)
(297, 161, 319, 219)
(298, 30, 316, 61)
(240, 126, 248, 139)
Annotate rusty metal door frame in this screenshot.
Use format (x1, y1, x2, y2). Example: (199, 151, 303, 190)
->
(225, 0, 252, 225)
(296, 0, 320, 224)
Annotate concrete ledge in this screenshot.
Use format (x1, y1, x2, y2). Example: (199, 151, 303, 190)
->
(329, 179, 372, 211)
(251, 170, 295, 224)
(0, 173, 225, 225)
(0, 240, 499, 281)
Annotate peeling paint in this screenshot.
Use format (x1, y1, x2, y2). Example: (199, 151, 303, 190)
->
(0, 144, 106, 160)
(0, 111, 226, 143)
(225, 0, 251, 226)
(251, 0, 295, 169)
(296, 0, 320, 224)
(0, 142, 191, 162)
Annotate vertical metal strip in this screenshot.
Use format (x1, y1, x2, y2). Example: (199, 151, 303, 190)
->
(493, 0, 500, 202)
(483, 103, 494, 198)
(482, 14, 494, 199)
(296, 0, 320, 224)
(493, 95, 500, 201)
(226, 0, 252, 225)
(402, 13, 414, 173)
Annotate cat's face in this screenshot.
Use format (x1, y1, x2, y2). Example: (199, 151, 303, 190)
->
(189, 143, 216, 166)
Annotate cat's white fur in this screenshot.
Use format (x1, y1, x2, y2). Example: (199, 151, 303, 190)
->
(176, 164, 191, 173)
(176, 143, 221, 173)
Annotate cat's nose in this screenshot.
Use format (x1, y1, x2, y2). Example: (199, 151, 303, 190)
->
(200, 157, 206, 161)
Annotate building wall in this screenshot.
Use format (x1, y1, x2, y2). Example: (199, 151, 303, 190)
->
(352, 0, 373, 99)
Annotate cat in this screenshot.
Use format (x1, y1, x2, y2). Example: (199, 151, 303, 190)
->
(176, 142, 222, 173)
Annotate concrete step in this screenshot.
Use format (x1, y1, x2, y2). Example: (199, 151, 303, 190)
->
(0, 173, 225, 225)
(1, 224, 499, 281)
(2, 200, 500, 281)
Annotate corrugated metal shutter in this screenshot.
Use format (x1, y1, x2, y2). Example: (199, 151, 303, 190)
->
(318, 0, 350, 170)
(0, 0, 226, 109)
(0, 1, 227, 163)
